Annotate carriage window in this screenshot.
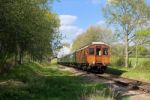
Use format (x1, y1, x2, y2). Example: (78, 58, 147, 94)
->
(96, 48, 101, 56)
(103, 48, 108, 55)
(89, 48, 94, 55)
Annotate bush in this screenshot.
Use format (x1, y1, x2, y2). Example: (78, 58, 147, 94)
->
(138, 60, 150, 70)
(110, 56, 125, 66)
(129, 58, 150, 70)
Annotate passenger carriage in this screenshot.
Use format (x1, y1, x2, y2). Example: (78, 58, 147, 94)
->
(58, 42, 110, 73)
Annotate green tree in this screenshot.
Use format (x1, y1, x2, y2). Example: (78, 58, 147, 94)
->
(0, 0, 60, 71)
(72, 25, 115, 51)
(103, 0, 150, 67)
(133, 29, 150, 67)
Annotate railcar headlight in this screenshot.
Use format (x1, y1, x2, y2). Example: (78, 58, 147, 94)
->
(102, 62, 105, 65)
(93, 61, 95, 64)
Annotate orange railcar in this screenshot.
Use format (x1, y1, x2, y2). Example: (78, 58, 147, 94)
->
(58, 42, 110, 73)
(76, 42, 110, 72)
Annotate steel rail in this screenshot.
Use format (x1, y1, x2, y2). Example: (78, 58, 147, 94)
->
(95, 73, 150, 93)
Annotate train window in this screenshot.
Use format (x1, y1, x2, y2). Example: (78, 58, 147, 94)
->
(96, 48, 101, 56)
(89, 48, 94, 55)
(103, 48, 108, 55)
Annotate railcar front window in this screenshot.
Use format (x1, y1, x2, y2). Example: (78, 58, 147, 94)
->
(89, 48, 94, 55)
(96, 48, 101, 56)
(103, 48, 108, 55)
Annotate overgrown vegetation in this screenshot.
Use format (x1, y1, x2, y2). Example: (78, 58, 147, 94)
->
(0, 0, 61, 73)
(0, 62, 122, 100)
(106, 57, 150, 82)
(128, 58, 150, 71)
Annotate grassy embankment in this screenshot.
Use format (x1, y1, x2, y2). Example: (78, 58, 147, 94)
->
(106, 58, 150, 82)
(0, 60, 118, 100)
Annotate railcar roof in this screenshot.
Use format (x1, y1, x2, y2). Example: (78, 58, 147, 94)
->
(59, 42, 109, 58)
(58, 51, 76, 58)
(76, 42, 109, 51)
(91, 42, 108, 45)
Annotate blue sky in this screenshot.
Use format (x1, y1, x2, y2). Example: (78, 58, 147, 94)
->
(53, 0, 106, 29)
(52, 0, 150, 42)
(52, 0, 107, 45)
(52, 0, 150, 57)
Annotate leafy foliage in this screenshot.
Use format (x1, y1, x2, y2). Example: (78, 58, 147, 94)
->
(0, 0, 60, 70)
(72, 26, 115, 51)
(0, 62, 107, 100)
(135, 29, 150, 46)
(103, 0, 150, 67)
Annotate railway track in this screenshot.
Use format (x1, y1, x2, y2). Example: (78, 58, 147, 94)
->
(74, 67, 150, 94)
(61, 65, 150, 94)
(95, 73, 150, 93)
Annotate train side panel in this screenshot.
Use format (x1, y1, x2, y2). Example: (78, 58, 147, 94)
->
(76, 48, 87, 64)
(69, 52, 76, 65)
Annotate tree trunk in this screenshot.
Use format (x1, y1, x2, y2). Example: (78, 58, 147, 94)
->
(125, 33, 129, 67)
(18, 50, 23, 64)
(15, 52, 17, 66)
(134, 41, 138, 68)
(19, 52, 22, 64)
(16, 44, 23, 64)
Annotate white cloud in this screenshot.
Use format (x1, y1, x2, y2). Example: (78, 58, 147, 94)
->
(59, 15, 83, 43)
(96, 20, 106, 26)
(60, 26, 79, 34)
(57, 15, 84, 57)
(96, 20, 115, 31)
(59, 15, 77, 26)
(57, 46, 70, 58)
(95, 20, 109, 28)
(75, 28, 84, 36)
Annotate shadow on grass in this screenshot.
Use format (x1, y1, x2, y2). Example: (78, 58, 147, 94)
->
(0, 63, 108, 100)
(105, 67, 127, 76)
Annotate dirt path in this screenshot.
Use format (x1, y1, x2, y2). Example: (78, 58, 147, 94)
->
(58, 65, 150, 100)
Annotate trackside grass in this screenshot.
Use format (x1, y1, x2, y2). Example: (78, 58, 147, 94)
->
(106, 66, 150, 82)
(106, 58, 150, 82)
(0, 62, 119, 100)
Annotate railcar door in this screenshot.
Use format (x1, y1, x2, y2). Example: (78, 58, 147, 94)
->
(95, 46, 102, 63)
(87, 46, 95, 65)
(102, 47, 110, 65)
